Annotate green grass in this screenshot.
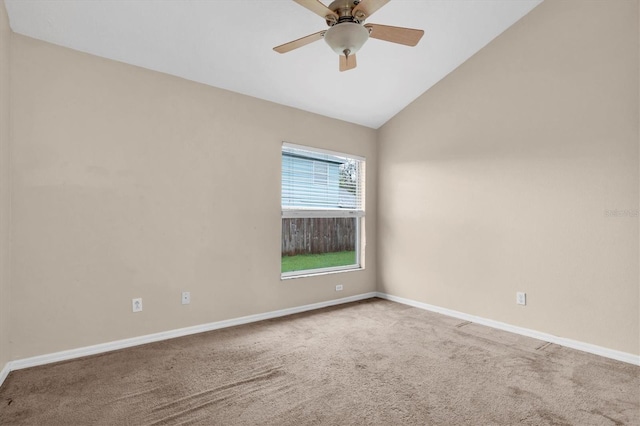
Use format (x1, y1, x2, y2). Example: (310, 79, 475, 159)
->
(281, 251, 356, 273)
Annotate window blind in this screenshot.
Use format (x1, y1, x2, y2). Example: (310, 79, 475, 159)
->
(282, 143, 365, 217)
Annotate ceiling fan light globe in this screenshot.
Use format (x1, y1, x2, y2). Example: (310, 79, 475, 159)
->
(324, 22, 369, 56)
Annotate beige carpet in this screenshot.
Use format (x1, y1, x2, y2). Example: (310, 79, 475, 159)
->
(0, 298, 638, 425)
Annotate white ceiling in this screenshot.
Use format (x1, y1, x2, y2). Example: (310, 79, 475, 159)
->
(4, 0, 542, 129)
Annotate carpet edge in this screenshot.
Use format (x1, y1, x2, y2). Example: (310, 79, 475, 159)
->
(376, 292, 640, 366)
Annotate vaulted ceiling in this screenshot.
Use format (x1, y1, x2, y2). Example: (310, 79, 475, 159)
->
(4, 0, 542, 128)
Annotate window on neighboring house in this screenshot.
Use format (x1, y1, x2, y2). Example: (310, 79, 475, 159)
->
(281, 143, 365, 277)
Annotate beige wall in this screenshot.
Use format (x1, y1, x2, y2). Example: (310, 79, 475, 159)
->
(378, 0, 639, 355)
(0, 0, 11, 367)
(8, 34, 377, 360)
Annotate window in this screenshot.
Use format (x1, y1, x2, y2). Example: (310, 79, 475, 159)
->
(281, 143, 365, 277)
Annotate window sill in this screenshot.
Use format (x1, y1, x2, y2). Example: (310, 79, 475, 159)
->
(281, 266, 364, 280)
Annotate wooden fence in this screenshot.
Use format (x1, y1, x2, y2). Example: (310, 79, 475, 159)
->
(282, 218, 356, 256)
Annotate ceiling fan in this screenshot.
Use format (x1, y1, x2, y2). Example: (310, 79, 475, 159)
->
(273, 0, 424, 72)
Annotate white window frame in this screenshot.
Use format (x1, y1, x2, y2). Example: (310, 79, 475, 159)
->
(281, 143, 365, 278)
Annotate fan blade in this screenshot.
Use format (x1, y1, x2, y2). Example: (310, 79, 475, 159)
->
(364, 23, 424, 46)
(273, 30, 326, 53)
(339, 53, 357, 72)
(352, 0, 389, 20)
(293, 0, 339, 21)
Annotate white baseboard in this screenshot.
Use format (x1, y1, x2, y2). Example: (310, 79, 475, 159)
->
(376, 292, 640, 366)
(0, 362, 9, 386)
(2, 290, 637, 390)
(0, 292, 377, 387)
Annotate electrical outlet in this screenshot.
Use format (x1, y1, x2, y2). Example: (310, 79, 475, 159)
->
(516, 292, 526, 306)
(335, 284, 343, 291)
(182, 291, 191, 305)
(132, 298, 143, 312)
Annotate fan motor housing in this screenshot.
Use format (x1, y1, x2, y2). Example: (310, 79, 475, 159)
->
(328, 0, 360, 14)
(326, 0, 363, 25)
